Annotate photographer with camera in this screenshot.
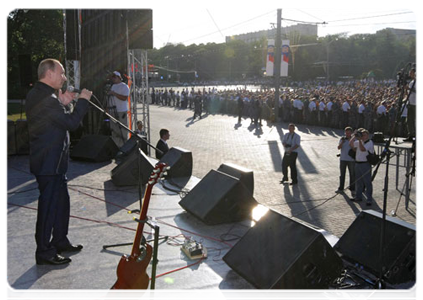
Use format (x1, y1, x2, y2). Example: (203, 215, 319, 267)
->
(405, 68, 416, 142)
(349, 128, 375, 206)
(280, 123, 301, 185)
(336, 127, 355, 197)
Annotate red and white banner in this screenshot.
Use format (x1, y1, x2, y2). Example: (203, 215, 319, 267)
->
(265, 39, 289, 77)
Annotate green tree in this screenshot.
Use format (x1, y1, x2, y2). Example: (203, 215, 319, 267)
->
(8, 9, 64, 98)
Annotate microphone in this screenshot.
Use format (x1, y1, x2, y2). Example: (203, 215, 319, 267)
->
(67, 86, 82, 93)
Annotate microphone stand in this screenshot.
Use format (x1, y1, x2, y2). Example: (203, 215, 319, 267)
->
(87, 95, 168, 249)
(371, 63, 413, 289)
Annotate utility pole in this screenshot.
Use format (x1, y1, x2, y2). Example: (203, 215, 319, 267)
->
(274, 9, 282, 122)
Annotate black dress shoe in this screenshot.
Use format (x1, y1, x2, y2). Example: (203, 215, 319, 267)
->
(57, 244, 83, 254)
(290, 182, 298, 185)
(36, 254, 71, 265)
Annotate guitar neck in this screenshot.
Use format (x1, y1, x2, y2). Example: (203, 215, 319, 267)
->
(131, 184, 153, 257)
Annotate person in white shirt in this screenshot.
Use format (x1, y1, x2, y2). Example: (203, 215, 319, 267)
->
(308, 98, 317, 125)
(108, 71, 130, 148)
(376, 101, 387, 134)
(318, 100, 326, 126)
(405, 68, 416, 141)
(280, 123, 301, 185)
(349, 128, 374, 206)
(342, 99, 350, 128)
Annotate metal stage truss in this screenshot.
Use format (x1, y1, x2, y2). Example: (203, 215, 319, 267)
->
(128, 49, 151, 152)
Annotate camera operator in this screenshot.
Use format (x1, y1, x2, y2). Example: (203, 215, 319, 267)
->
(349, 128, 375, 206)
(404, 68, 416, 142)
(336, 127, 355, 197)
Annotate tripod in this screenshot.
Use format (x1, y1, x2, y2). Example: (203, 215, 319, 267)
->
(371, 63, 415, 289)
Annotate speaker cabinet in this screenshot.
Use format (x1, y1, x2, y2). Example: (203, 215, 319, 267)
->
(117, 135, 148, 158)
(217, 162, 254, 195)
(179, 169, 258, 225)
(159, 147, 192, 184)
(111, 146, 155, 186)
(334, 210, 415, 285)
(70, 135, 118, 162)
(223, 209, 343, 289)
(18, 54, 33, 88)
(127, 10, 153, 49)
(8, 120, 16, 155)
(15, 119, 30, 155)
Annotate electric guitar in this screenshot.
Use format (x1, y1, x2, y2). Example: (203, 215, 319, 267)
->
(111, 163, 168, 289)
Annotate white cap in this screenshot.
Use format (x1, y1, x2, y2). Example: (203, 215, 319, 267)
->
(113, 71, 122, 79)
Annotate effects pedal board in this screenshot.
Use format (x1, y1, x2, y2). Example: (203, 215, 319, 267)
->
(181, 238, 207, 260)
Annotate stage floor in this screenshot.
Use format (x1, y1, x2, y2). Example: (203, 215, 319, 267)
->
(6, 155, 416, 299)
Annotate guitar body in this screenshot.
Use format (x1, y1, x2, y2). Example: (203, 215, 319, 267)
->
(110, 163, 168, 290)
(112, 244, 153, 289)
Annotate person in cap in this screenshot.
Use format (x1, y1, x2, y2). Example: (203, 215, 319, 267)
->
(108, 71, 130, 148)
(349, 128, 374, 206)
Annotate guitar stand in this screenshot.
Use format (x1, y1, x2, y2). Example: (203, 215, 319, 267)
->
(141, 219, 167, 290)
(103, 216, 168, 290)
(103, 209, 169, 250)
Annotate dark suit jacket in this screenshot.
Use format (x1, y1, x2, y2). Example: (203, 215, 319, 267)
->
(155, 139, 169, 160)
(25, 82, 89, 175)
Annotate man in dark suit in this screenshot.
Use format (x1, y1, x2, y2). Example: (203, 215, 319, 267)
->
(26, 58, 92, 265)
(155, 128, 170, 159)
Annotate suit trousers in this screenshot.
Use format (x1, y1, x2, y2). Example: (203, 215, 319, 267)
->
(282, 152, 298, 183)
(35, 174, 71, 259)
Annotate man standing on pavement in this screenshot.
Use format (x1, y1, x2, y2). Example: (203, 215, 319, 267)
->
(405, 68, 416, 141)
(26, 58, 92, 265)
(108, 71, 130, 148)
(336, 127, 355, 197)
(280, 123, 301, 185)
(349, 128, 374, 206)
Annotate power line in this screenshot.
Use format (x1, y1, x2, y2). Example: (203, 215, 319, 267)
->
(325, 20, 416, 28)
(328, 11, 413, 23)
(206, 9, 224, 38)
(181, 9, 275, 43)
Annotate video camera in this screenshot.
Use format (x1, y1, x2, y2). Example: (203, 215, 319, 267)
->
(397, 63, 420, 87)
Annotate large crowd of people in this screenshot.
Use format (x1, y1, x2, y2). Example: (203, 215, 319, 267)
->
(150, 78, 412, 137)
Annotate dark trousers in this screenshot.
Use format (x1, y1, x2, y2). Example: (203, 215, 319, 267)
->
(282, 152, 298, 183)
(355, 162, 373, 202)
(35, 174, 71, 259)
(339, 160, 355, 191)
(407, 104, 416, 137)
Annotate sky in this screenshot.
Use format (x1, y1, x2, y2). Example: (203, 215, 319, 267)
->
(149, 2, 417, 48)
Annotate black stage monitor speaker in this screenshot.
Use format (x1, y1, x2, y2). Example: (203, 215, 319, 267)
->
(18, 54, 33, 88)
(223, 209, 343, 289)
(127, 9, 153, 49)
(117, 135, 148, 157)
(111, 147, 155, 186)
(178, 169, 258, 225)
(334, 210, 415, 285)
(159, 147, 192, 184)
(70, 135, 119, 162)
(217, 162, 254, 195)
(15, 119, 30, 155)
(8, 120, 16, 155)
